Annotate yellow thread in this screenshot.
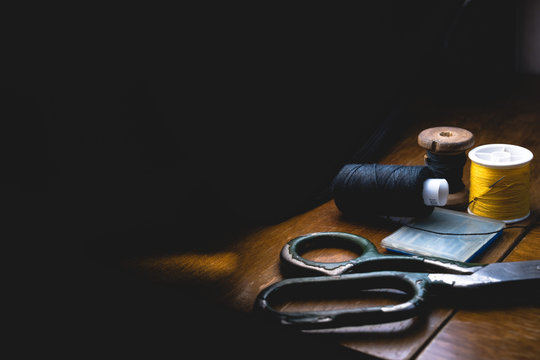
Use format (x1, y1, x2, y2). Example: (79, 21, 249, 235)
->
(468, 161, 530, 222)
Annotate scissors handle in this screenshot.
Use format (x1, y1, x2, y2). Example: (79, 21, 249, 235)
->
(255, 271, 430, 330)
(280, 232, 379, 276)
(281, 232, 481, 277)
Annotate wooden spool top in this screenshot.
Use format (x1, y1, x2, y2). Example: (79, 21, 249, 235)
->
(418, 126, 475, 153)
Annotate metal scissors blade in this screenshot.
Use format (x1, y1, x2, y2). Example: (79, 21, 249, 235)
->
(478, 260, 540, 281)
(429, 260, 540, 290)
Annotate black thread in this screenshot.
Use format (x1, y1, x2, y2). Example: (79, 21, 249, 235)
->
(332, 164, 435, 218)
(425, 151, 466, 193)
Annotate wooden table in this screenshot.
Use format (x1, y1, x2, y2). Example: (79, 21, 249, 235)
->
(125, 76, 540, 359)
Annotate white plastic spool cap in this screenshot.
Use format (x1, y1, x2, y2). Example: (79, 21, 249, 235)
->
(422, 178, 449, 206)
(468, 144, 533, 169)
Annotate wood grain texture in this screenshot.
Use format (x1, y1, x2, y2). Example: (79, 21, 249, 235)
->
(417, 226, 540, 360)
(411, 76, 540, 360)
(417, 126, 475, 153)
(129, 76, 540, 359)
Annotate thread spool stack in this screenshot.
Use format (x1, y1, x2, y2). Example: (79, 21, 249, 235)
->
(417, 126, 475, 209)
(468, 144, 533, 223)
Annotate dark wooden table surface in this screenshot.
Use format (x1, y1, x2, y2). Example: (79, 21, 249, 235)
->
(128, 75, 540, 359)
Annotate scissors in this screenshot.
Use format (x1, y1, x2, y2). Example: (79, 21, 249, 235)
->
(254, 232, 540, 330)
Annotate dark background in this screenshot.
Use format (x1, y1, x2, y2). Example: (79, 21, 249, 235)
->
(2, 1, 519, 357)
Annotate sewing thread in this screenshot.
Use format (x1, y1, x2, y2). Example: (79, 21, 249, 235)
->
(468, 144, 533, 223)
(425, 151, 466, 194)
(332, 164, 435, 218)
(469, 162, 530, 222)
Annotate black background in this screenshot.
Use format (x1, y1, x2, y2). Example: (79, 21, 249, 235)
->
(2, 1, 518, 358)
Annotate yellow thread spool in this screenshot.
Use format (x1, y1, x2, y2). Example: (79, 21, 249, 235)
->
(468, 144, 534, 223)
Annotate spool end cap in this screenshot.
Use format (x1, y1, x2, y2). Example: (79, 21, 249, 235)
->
(423, 179, 449, 206)
(418, 126, 475, 153)
(468, 144, 533, 169)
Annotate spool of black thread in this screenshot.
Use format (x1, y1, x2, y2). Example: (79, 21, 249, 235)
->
(332, 164, 438, 218)
(417, 126, 474, 209)
(424, 151, 467, 193)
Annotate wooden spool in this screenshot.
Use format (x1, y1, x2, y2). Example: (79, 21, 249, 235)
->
(417, 126, 475, 209)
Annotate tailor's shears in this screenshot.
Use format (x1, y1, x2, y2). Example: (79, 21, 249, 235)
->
(255, 232, 540, 330)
